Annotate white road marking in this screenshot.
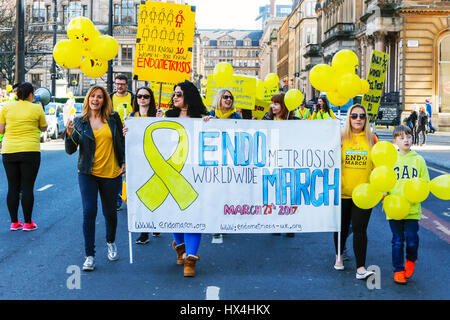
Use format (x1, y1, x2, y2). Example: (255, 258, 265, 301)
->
(433, 220, 450, 236)
(211, 234, 223, 244)
(427, 165, 449, 175)
(206, 286, 220, 300)
(37, 184, 53, 192)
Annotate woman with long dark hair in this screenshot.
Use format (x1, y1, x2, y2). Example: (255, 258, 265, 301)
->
(0, 82, 47, 231)
(311, 96, 336, 120)
(65, 86, 125, 272)
(165, 80, 207, 277)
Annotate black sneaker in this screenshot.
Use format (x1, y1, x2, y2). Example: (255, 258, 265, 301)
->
(152, 233, 161, 237)
(136, 233, 149, 244)
(286, 233, 295, 238)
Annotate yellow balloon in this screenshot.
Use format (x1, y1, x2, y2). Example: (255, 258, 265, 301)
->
(370, 166, 398, 192)
(371, 141, 398, 168)
(332, 49, 359, 75)
(48, 107, 55, 114)
(284, 89, 303, 111)
(256, 79, 265, 99)
(309, 64, 336, 92)
(5, 85, 13, 92)
(383, 195, 410, 220)
(90, 35, 119, 61)
(360, 79, 370, 94)
(337, 73, 362, 99)
(67, 17, 98, 48)
(429, 174, 450, 200)
(80, 56, 108, 78)
(326, 91, 350, 106)
(352, 183, 383, 210)
(213, 62, 233, 87)
(403, 178, 430, 203)
(264, 73, 279, 88)
(53, 40, 83, 69)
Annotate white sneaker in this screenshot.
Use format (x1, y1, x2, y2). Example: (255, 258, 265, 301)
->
(356, 270, 375, 280)
(107, 242, 119, 261)
(83, 256, 95, 271)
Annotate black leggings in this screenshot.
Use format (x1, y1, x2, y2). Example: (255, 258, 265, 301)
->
(334, 198, 372, 268)
(2, 152, 41, 223)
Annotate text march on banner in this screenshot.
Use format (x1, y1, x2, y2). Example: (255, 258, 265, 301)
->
(205, 74, 256, 110)
(125, 118, 341, 234)
(133, 1, 196, 84)
(362, 50, 389, 123)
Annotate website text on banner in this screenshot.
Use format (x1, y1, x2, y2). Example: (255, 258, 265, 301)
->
(362, 50, 389, 123)
(125, 118, 342, 234)
(133, 2, 196, 83)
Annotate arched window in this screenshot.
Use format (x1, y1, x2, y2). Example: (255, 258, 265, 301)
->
(438, 34, 450, 113)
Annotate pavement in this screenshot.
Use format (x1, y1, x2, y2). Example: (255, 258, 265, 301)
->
(375, 128, 450, 171)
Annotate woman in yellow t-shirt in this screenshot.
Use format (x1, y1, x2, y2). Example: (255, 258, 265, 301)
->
(0, 82, 47, 232)
(311, 96, 336, 120)
(334, 104, 378, 280)
(65, 86, 125, 272)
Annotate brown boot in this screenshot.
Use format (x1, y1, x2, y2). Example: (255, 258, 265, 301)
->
(172, 240, 185, 265)
(184, 254, 200, 277)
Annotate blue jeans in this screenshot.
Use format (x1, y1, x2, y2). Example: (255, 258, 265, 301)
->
(173, 233, 201, 256)
(389, 219, 419, 272)
(78, 173, 122, 257)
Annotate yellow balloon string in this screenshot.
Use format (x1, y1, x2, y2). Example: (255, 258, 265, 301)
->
(137, 121, 198, 211)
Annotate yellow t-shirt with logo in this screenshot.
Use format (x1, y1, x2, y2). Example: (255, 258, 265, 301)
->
(341, 132, 377, 198)
(112, 93, 133, 123)
(0, 100, 47, 154)
(91, 122, 122, 178)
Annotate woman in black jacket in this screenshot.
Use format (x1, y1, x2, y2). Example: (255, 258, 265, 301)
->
(65, 85, 125, 272)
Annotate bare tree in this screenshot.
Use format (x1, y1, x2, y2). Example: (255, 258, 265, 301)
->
(0, 0, 52, 85)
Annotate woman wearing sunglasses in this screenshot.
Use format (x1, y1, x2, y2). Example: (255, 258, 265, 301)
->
(204, 89, 242, 120)
(311, 96, 336, 120)
(165, 80, 207, 277)
(126, 87, 162, 245)
(334, 104, 378, 280)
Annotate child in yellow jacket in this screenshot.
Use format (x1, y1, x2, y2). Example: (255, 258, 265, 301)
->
(388, 125, 430, 285)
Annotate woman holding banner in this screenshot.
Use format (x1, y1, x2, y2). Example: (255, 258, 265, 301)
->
(0, 82, 47, 231)
(65, 86, 125, 272)
(204, 89, 242, 120)
(334, 104, 377, 280)
(164, 80, 208, 277)
(126, 86, 162, 244)
(311, 96, 336, 120)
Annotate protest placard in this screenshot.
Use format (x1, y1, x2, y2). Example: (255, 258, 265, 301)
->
(133, 1, 196, 84)
(362, 50, 389, 123)
(125, 118, 341, 234)
(205, 74, 256, 110)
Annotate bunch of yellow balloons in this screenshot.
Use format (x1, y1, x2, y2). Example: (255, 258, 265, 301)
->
(53, 17, 119, 79)
(309, 50, 370, 106)
(353, 140, 450, 219)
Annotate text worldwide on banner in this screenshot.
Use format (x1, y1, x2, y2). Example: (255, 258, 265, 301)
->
(125, 118, 341, 234)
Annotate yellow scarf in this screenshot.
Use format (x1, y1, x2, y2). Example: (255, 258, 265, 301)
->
(215, 107, 236, 119)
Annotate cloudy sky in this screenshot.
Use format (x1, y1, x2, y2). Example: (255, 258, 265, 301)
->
(186, 0, 293, 30)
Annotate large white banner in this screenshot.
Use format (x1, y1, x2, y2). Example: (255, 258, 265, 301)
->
(125, 118, 341, 234)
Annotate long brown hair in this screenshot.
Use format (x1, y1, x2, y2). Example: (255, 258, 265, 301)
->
(342, 104, 374, 148)
(132, 86, 156, 117)
(81, 86, 113, 121)
(270, 92, 293, 120)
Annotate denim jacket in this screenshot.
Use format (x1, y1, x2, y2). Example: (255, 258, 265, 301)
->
(65, 111, 125, 175)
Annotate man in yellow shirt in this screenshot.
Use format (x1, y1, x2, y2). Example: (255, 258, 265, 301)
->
(109, 74, 134, 123)
(109, 74, 133, 210)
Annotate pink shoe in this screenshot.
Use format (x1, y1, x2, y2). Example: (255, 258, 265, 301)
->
(23, 221, 38, 231)
(10, 221, 24, 231)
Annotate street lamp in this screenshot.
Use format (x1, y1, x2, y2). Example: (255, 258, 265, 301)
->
(15, 0, 25, 84)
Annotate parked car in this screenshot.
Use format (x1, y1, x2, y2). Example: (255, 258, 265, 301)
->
(44, 102, 65, 139)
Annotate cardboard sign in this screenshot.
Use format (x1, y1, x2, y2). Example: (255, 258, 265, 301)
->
(205, 74, 256, 110)
(133, 1, 196, 84)
(362, 50, 389, 123)
(125, 118, 341, 234)
(150, 82, 174, 109)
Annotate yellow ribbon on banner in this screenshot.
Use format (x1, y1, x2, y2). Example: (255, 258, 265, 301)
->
(137, 121, 198, 211)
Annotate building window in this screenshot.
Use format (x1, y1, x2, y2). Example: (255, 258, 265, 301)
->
(122, 45, 133, 65)
(114, 4, 120, 24)
(121, 0, 134, 24)
(438, 34, 450, 113)
(46, 5, 51, 22)
(32, 1, 45, 23)
(62, 5, 67, 25)
(68, 1, 82, 21)
(31, 74, 42, 88)
(136, 4, 140, 22)
(82, 5, 88, 17)
(244, 40, 251, 46)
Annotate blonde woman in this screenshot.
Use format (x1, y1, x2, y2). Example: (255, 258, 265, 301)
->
(204, 89, 242, 120)
(334, 104, 378, 280)
(65, 86, 125, 272)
